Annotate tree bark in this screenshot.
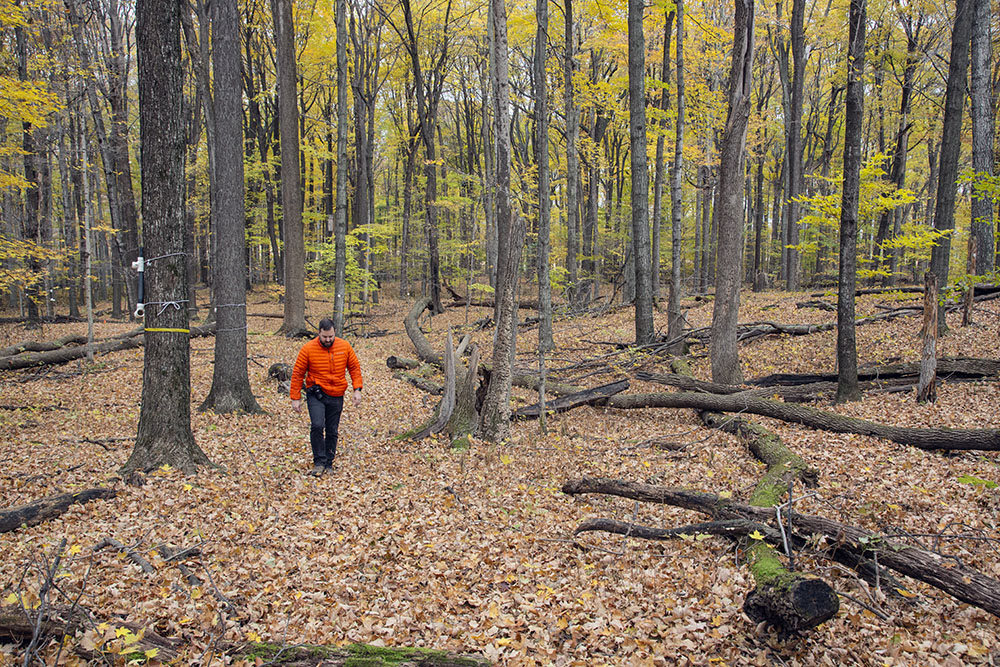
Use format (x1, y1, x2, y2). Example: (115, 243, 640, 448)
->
(710, 0, 754, 384)
(917, 272, 938, 403)
(651, 12, 674, 305)
(563, 0, 580, 306)
(478, 205, 525, 442)
(969, 0, 995, 275)
(784, 0, 806, 291)
(333, 0, 349, 334)
(835, 0, 866, 403)
(629, 0, 654, 345)
(273, 0, 308, 336)
(534, 0, 553, 352)
(667, 0, 685, 348)
(929, 0, 974, 333)
(126, 0, 212, 475)
(200, 0, 261, 414)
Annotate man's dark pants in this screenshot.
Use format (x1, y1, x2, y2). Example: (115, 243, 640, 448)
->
(306, 387, 343, 467)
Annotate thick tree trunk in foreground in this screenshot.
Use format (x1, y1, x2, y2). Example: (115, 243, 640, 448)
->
(835, 0, 866, 403)
(127, 0, 211, 476)
(200, 0, 261, 414)
(563, 477, 1000, 618)
(479, 216, 526, 442)
(629, 0, 654, 345)
(0, 489, 116, 534)
(333, 0, 349, 334)
(710, 0, 754, 384)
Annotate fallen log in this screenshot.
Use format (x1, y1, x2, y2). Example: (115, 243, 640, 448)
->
(749, 356, 1000, 387)
(605, 390, 1000, 451)
(0, 488, 117, 534)
(393, 371, 443, 395)
(669, 360, 837, 633)
(809, 283, 1000, 299)
(795, 300, 836, 312)
(514, 379, 629, 419)
(637, 370, 936, 403)
(0, 325, 216, 371)
(0, 334, 89, 358)
(563, 477, 1000, 618)
(387, 356, 422, 370)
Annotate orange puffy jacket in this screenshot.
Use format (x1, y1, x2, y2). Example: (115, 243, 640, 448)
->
(290, 336, 363, 400)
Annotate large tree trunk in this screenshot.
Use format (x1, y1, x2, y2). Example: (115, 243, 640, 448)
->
(563, 0, 580, 306)
(651, 12, 674, 305)
(273, 0, 308, 336)
(333, 0, 349, 334)
(479, 1, 521, 443)
(710, 0, 754, 384)
(835, 0, 866, 403)
(127, 0, 212, 476)
(929, 0, 974, 333)
(199, 0, 261, 414)
(969, 0, 995, 274)
(535, 0, 553, 351)
(666, 0, 685, 348)
(784, 0, 806, 291)
(628, 0, 654, 345)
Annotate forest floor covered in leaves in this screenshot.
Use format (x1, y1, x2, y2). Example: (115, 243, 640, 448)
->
(1, 286, 999, 666)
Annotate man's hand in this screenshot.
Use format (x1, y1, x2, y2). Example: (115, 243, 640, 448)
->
(292, 399, 302, 413)
(352, 390, 362, 409)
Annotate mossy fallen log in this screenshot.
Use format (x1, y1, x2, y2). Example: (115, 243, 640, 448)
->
(563, 477, 1000, 618)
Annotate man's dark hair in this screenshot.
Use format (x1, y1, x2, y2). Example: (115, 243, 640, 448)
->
(318, 318, 335, 332)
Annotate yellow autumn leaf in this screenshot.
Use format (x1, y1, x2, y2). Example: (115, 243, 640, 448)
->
(115, 627, 132, 639)
(96, 622, 110, 634)
(718, 491, 733, 499)
(183, 483, 193, 491)
(190, 586, 203, 600)
(247, 630, 262, 642)
(144, 648, 159, 659)
(4, 593, 17, 604)
(556, 616, 569, 630)
(895, 587, 917, 598)
(500, 454, 512, 465)
(748, 530, 765, 540)
(68, 544, 82, 556)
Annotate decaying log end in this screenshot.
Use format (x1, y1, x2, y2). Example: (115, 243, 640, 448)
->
(744, 575, 840, 635)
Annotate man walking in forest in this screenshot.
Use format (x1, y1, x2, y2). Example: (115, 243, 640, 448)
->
(290, 318, 363, 475)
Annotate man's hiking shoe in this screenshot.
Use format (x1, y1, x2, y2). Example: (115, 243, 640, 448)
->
(308, 465, 324, 476)
(322, 467, 334, 476)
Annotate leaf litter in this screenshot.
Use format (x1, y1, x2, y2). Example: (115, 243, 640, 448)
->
(0, 289, 998, 665)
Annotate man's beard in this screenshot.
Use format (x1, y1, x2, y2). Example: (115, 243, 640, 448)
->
(320, 339, 333, 348)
